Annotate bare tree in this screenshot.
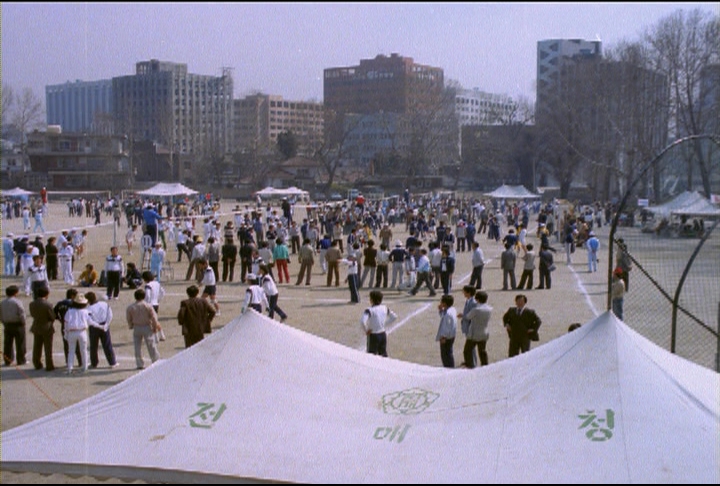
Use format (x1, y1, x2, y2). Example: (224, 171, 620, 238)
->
(7, 87, 44, 151)
(2, 84, 14, 127)
(644, 8, 720, 196)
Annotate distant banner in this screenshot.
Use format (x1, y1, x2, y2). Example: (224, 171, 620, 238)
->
(637, 198, 649, 207)
(711, 194, 720, 204)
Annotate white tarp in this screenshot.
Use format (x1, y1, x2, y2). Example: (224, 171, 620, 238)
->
(136, 182, 198, 197)
(2, 311, 718, 483)
(646, 191, 711, 218)
(2, 187, 34, 197)
(254, 186, 308, 198)
(484, 184, 540, 199)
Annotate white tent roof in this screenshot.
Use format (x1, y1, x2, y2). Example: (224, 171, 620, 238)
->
(484, 184, 540, 199)
(2, 311, 718, 483)
(136, 182, 198, 196)
(645, 191, 713, 218)
(254, 186, 308, 197)
(2, 187, 34, 197)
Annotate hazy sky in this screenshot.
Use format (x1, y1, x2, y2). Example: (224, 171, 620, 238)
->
(2, 2, 718, 106)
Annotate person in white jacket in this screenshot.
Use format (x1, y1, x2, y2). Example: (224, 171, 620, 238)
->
(360, 290, 397, 357)
(242, 273, 268, 314)
(259, 265, 287, 323)
(63, 294, 92, 374)
(85, 291, 118, 369)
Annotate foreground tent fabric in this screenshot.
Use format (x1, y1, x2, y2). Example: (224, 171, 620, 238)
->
(484, 184, 540, 199)
(2, 311, 719, 483)
(136, 182, 198, 196)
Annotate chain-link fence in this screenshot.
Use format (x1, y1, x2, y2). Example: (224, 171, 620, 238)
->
(608, 136, 720, 371)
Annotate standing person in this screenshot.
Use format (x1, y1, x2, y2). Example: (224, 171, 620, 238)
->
(241, 273, 268, 314)
(429, 242, 443, 290)
(205, 236, 221, 282)
(221, 237, 238, 283)
(615, 238, 632, 292)
(468, 241, 485, 290)
(318, 233, 332, 275)
(360, 290, 398, 357)
(3, 233, 15, 276)
(29, 286, 56, 371)
(611, 268, 626, 321)
(457, 286, 478, 367)
(585, 231, 600, 273)
(20, 245, 36, 296)
(439, 246, 455, 296)
(125, 224, 138, 255)
(517, 243, 536, 290)
(177, 285, 216, 348)
(198, 258, 220, 316)
(150, 241, 166, 282)
(176, 229, 189, 262)
(44, 236, 59, 281)
(32, 208, 46, 233)
(389, 241, 407, 289)
(295, 238, 315, 286)
(408, 248, 437, 297)
(537, 244, 554, 290)
(435, 294, 457, 368)
(502, 294, 542, 358)
(1, 285, 27, 366)
(340, 254, 361, 304)
(464, 291, 492, 367)
(63, 293, 92, 374)
(28, 254, 49, 300)
(142, 204, 164, 247)
(260, 265, 287, 322)
(238, 239, 255, 283)
(186, 236, 206, 283)
(126, 288, 160, 370)
(53, 288, 82, 369)
(500, 243, 517, 291)
(272, 237, 290, 284)
(104, 246, 123, 300)
(374, 243, 390, 289)
(85, 291, 118, 369)
(142, 271, 165, 314)
(359, 239, 377, 289)
(324, 240, 342, 287)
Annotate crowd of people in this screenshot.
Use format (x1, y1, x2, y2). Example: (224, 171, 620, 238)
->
(2, 189, 630, 371)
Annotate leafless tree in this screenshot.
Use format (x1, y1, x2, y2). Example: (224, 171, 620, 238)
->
(644, 8, 720, 196)
(2, 84, 14, 128)
(6, 87, 44, 151)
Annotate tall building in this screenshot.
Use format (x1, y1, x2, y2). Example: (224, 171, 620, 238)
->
(455, 88, 517, 126)
(46, 79, 113, 133)
(112, 59, 234, 155)
(536, 39, 602, 124)
(234, 94, 324, 155)
(324, 53, 444, 116)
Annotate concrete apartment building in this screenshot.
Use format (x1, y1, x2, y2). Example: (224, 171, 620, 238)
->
(112, 59, 234, 156)
(324, 53, 444, 116)
(234, 94, 324, 155)
(46, 79, 113, 133)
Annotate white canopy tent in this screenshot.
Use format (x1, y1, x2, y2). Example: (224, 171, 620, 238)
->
(2, 187, 35, 197)
(484, 184, 540, 199)
(136, 182, 198, 197)
(254, 186, 309, 199)
(645, 191, 713, 218)
(2, 311, 718, 483)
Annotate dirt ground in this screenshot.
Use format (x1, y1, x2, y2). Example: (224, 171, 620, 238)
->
(1, 199, 610, 483)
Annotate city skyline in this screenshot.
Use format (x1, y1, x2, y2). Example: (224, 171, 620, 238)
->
(2, 2, 718, 107)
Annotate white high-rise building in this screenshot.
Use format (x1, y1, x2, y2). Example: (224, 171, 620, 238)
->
(454, 88, 516, 126)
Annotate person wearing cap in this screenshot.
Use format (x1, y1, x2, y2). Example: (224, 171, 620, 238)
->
(63, 293, 92, 374)
(259, 264, 287, 322)
(1, 285, 27, 366)
(611, 267, 626, 320)
(242, 273, 267, 314)
(3, 233, 15, 276)
(585, 231, 600, 273)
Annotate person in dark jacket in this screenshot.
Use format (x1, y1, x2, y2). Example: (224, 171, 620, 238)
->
(177, 285, 216, 348)
(502, 294, 542, 357)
